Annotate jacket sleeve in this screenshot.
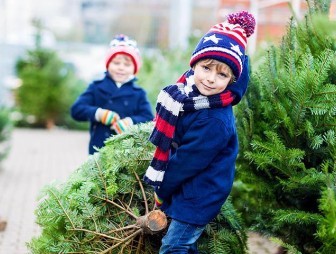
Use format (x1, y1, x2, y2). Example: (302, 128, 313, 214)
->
(155, 117, 231, 200)
(128, 90, 154, 124)
(70, 83, 99, 122)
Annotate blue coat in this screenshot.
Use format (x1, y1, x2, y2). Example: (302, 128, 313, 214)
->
(71, 72, 154, 154)
(156, 107, 238, 226)
(155, 56, 250, 226)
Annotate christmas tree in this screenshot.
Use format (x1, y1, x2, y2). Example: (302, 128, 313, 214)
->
(234, 1, 336, 253)
(15, 19, 82, 129)
(28, 123, 247, 253)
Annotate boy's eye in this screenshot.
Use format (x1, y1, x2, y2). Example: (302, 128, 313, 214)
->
(202, 65, 210, 71)
(219, 72, 228, 78)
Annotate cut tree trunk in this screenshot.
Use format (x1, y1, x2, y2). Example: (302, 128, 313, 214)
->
(136, 210, 167, 235)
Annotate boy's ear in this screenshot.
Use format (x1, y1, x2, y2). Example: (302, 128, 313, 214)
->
(230, 76, 236, 84)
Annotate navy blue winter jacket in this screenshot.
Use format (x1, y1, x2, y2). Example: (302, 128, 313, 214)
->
(156, 106, 238, 226)
(155, 56, 249, 226)
(71, 72, 154, 154)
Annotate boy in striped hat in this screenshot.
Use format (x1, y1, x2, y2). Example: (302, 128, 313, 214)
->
(143, 11, 256, 253)
(71, 34, 153, 154)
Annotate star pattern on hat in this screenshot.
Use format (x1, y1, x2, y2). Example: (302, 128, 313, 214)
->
(203, 34, 222, 44)
(230, 43, 243, 56)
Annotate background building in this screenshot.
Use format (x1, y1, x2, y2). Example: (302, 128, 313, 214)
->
(1, 0, 335, 105)
(0, 0, 219, 99)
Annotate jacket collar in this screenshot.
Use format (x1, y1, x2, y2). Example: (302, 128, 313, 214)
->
(98, 72, 137, 97)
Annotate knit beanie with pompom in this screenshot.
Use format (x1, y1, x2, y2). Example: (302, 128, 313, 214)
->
(189, 11, 256, 79)
(105, 34, 141, 74)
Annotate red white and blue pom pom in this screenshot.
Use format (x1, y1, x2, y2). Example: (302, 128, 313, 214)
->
(227, 11, 256, 37)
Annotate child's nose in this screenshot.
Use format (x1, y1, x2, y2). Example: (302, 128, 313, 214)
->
(207, 72, 216, 83)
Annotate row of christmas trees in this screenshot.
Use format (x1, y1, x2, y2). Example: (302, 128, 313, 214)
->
(233, 0, 336, 253)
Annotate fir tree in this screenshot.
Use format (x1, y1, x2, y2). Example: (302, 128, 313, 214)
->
(15, 19, 82, 129)
(233, 1, 336, 253)
(28, 122, 248, 254)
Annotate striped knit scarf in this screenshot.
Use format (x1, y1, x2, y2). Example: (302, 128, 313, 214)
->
(143, 69, 235, 186)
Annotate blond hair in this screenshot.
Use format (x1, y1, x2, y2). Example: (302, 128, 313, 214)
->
(197, 59, 236, 84)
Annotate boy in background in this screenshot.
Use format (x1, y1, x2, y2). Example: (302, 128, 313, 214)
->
(71, 34, 153, 154)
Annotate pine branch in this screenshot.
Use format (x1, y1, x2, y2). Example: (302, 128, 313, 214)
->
(132, 170, 149, 214)
(48, 189, 75, 229)
(98, 229, 143, 254)
(92, 195, 138, 220)
(94, 156, 109, 199)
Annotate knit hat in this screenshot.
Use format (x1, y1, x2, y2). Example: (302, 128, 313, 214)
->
(105, 34, 141, 74)
(189, 11, 256, 79)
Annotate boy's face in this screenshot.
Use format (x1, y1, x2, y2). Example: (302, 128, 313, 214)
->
(107, 54, 135, 83)
(193, 59, 233, 96)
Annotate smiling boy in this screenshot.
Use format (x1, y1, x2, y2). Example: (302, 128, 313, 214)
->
(144, 11, 256, 253)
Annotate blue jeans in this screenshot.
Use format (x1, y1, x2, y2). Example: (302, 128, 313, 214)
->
(159, 219, 206, 254)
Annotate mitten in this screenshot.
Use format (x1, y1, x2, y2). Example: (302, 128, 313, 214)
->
(154, 192, 163, 208)
(95, 108, 120, 126)
(111, 117, 133, 134)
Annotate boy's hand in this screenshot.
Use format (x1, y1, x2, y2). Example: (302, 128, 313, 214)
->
(111, 117, 133, 134)
(154, 192, 163, 208)
(95, 108, 120, 125)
